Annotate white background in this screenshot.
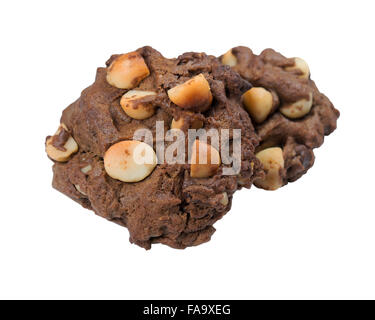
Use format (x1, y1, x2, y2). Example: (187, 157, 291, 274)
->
(0, 0, 374, 300)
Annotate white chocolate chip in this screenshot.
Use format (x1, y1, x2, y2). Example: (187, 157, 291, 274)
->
(220, 192, 229, 206)
(190, 140, 221, 178)
(106, 52, 150, 89)
(280, 92, 313, 119)
(242, 87, 274, 123)
(285, 57, 310, 79)
(104, 140, 157, 183)
(81, 165, 92, 174)
(167, 74, 213, 111)
(120, 90, 156, 120)
(221, 50, 237, 67)
(254, 147, 284, 191)
(74, 184, 87, 195)
(45, 124, 78, 162)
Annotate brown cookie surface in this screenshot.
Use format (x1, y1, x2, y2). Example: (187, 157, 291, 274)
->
(46, 47, 261, 249)
(221, 47, 339, 189)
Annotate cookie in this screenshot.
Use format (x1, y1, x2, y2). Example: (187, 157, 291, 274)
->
(221, 47, 339, 190)
(46, 46, 261, 249)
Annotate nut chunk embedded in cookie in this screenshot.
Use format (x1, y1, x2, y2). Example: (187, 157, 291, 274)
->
(106, 52, 150, 89)
(168, 74, 213, 112)
(104, 140, 157, 183)
(45, 124, 78, 162)
(254, 147, 284, 191)
(120, 90, 156, 120)
(242, 87, 274, 123)
(285, 57, 310, 79)
(190, 140, 221, 178)
(221, 49, 237, 67)
(280, 92, 313, 119)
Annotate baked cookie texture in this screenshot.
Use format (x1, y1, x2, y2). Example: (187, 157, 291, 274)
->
(221, 47, 339, 190)
(46, 46, 261, 249)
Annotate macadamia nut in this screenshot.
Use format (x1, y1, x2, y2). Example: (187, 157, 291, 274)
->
(106, 52, 150, 89)
(190, 140, 221, 178)
(104, 140, 157, 183)
(45, 124, 78, 162)
(81, 165, 92, 174)
(220, 192, 229, 206)
(242, 87, 274, 123)
(75, 184, 87, 196)
(285, 57, 310, 79)
(280, 92, 313, 119)
(120, 90, 156, 120)
(167, 74, 213, 112)
(254, 147, 284, 191)
(221, 50, 237, 67)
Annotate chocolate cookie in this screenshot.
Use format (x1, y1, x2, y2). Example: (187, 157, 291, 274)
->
(45, 46, 261, 249)
(221, 47, 339, 190)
